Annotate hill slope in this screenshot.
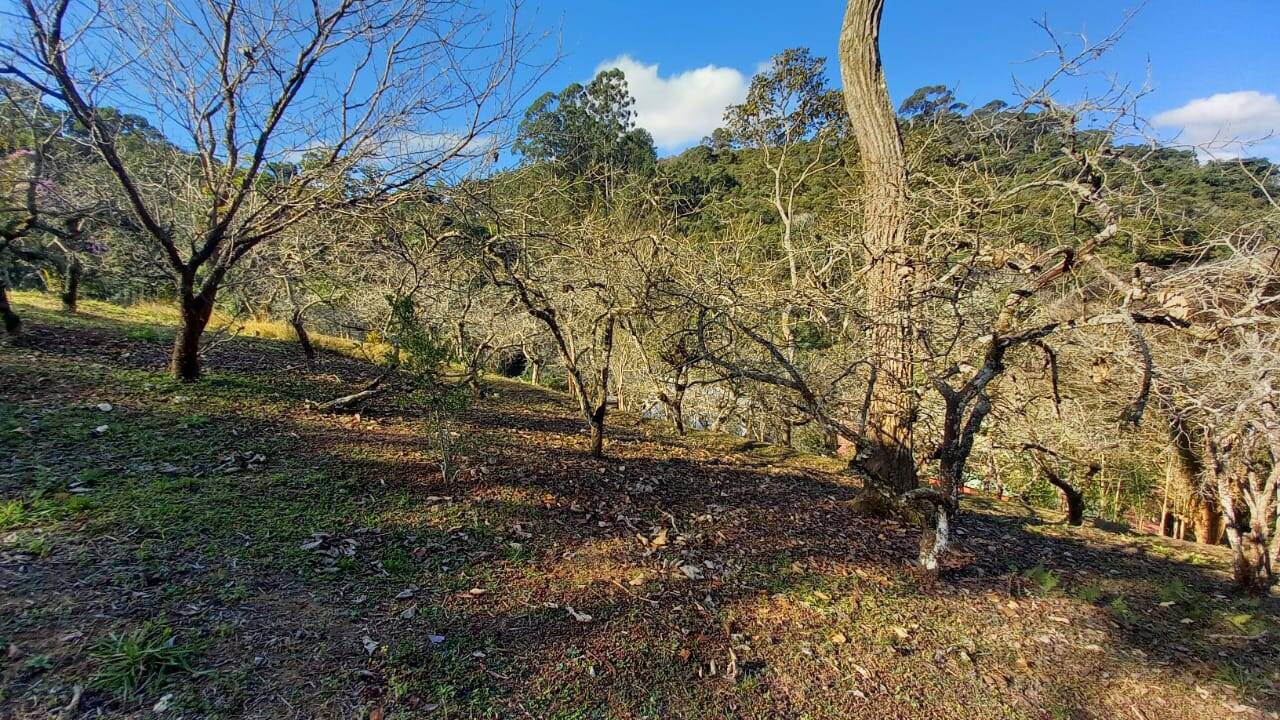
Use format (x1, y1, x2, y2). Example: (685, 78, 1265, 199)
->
(1, 293, 1277, 719)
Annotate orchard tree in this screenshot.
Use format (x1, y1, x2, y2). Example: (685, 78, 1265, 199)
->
(693, 1, 1187, 572)
(3, 0, 540, 380)
(722, 49, 845, 444)
(467, 166, 674, 458)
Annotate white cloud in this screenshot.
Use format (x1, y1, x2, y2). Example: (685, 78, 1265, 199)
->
(1152, 90, 1280, 160)
(595, 55, 749, 151)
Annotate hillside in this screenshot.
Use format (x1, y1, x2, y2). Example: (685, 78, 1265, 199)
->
(1, 294, 1277, 720)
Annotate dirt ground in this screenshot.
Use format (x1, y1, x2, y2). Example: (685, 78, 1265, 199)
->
(2, 294, 1277, 719)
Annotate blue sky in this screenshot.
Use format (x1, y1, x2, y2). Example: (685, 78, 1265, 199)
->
(517, 0, 1280, 158)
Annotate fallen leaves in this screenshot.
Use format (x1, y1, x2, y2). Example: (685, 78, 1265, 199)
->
(678, 564, 704, 581)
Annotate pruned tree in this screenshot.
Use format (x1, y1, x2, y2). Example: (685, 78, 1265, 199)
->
(688, 2, 1186, 573)
(0, 79, 110, 327)
(1142, 228, 1280, 591)
(469, 172, 673, 457)
(1024, 442, 1101, 526)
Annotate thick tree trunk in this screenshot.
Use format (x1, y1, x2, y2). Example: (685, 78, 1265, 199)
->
(840, 0, 918, 494)
(530, 360, 542, 386)
(1191, 496, 1222, 543)
(1230, 529, 1272, 594)
(171, 278, 217, 382)
(291, 310, 316, 360)
(0, 280, 20, 335)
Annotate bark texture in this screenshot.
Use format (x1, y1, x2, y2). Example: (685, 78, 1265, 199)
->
(839, 0, 918, 494)
(171, 276, 218, 382)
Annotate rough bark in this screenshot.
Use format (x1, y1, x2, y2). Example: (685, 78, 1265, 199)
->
(839, 0, 918, 494)
(171, 275, 218, 382)
(0, 280, 21, 335)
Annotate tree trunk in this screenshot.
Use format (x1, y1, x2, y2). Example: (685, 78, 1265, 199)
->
(171, 278, 217, 382)
(1166, 412, 1223, 544)
(1047, 475, 1085, 526)
(1230, 530, 1272, 594)
(588, 406, 606, 458)
(1029, 448, 1094, 527)
(291, 310, 316, 360)
(670, 384, 686, 436)
(60, 256, 82, 313)
(910, 458, 961, 574)
(840, 0, 918, 494)
(0, 280, 20, 335)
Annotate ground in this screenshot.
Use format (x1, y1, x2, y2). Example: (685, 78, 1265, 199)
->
(1, 292, 1277, 720)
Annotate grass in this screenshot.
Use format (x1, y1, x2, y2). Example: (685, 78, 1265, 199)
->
(89, 623, 202, 699)
(0, 498, 32, 530)
(1023, 564, 1061, 594)
(2, 292, 1278, 719)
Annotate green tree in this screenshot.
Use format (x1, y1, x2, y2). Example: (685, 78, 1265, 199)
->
(897, 84, 967, 121)
(514, 68, 656, 194)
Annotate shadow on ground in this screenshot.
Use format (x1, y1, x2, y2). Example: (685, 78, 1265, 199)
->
(2, 306, 1276, 719)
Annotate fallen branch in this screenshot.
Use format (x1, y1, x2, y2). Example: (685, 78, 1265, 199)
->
(307, 362, 397, 412)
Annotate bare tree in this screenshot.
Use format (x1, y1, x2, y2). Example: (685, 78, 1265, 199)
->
(689, 4, 1183, 573)
(1145, 230, 1280, 591)
(466, 170, 674, 458)
(3, 0, 541, 379)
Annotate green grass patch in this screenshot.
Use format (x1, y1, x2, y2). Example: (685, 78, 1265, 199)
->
(89, 623, 203, 699)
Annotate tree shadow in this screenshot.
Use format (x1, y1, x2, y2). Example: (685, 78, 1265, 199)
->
(3, 310, 1277, 718)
